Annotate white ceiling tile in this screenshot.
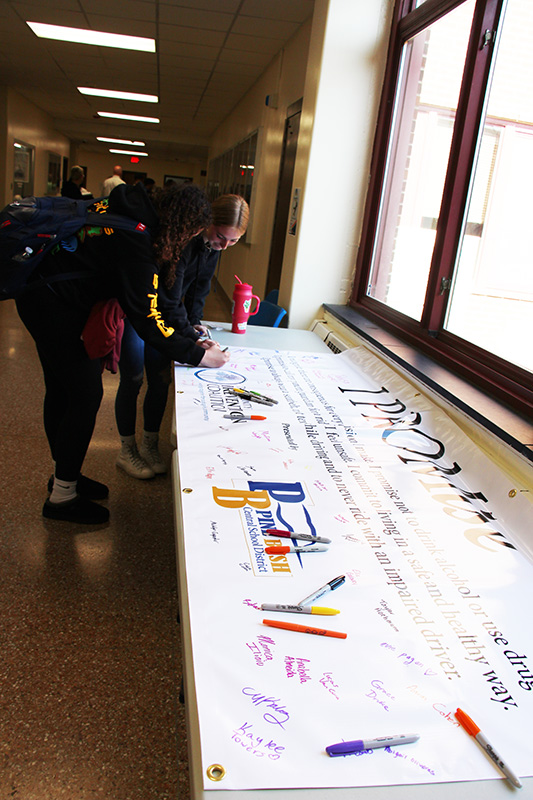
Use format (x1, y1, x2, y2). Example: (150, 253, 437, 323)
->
(16, 6, 89, 26)
(158, 53, 216, 71)
(159, 5, 234, 31)
(160, 74, 210, 88)
(212, 60, 263, 77)
(232, 16, 299, 39)
(161, 72, 212, 88)
(160, 24, 225, 47)
(82, 0, 155, 20)
(218, 48, 272, 67)
(225, 32, 282, 55)
(160, 0, 241, 12)
(240, 0, 314, 23)
(83, 15, 157, 37)
(10, 0, 81, 10)
(158, 40, 219, 60)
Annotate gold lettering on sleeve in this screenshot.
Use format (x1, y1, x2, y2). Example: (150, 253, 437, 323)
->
(146, 273, 175, 338)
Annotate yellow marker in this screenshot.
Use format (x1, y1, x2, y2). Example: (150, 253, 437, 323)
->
(260, 604, 339, 615)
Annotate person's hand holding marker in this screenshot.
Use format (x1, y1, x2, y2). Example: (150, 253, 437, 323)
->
(199, 339, 230, 367)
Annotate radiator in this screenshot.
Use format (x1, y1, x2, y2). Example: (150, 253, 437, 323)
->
(309, 317, 356, 353)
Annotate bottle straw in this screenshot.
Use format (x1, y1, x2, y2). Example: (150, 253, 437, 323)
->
(234, 275, 242, 283)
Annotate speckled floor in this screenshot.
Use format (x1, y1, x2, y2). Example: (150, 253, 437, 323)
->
(0, 286, 231, 800)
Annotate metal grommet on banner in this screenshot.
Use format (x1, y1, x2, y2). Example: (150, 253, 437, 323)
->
(206, 763, 226, 781)
(508, 489, 517, 498)
(183, 487, 193, 494)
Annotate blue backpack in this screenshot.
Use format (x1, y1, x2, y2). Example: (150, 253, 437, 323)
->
(0, 195, 149, 300)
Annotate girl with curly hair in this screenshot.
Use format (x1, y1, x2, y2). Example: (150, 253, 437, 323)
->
(151, 183, 211, 286)
(114, 192, 249, 480)
(15, 181, 229, 524)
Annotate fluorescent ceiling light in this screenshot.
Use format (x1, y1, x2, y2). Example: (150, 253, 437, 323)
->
(97, 137, 146, 146)
(26, 21, 155, 52)
(109, 149, 148, 157)
(79, 87, 158, 103)
(98, 112, 159, 123)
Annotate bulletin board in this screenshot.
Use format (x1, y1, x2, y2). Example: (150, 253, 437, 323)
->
(173, 344, 533, 791)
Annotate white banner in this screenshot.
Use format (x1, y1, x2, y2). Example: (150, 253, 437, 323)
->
(174, 345, 533, 791)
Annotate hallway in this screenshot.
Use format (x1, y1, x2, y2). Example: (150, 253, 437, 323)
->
(0, 286, 230, 799)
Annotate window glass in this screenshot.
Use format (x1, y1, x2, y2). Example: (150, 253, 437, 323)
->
(366, 1, 475, 320)
(445, 0, 533, 372)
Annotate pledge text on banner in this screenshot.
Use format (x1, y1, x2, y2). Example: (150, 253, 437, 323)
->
(173, 345, 533, 791)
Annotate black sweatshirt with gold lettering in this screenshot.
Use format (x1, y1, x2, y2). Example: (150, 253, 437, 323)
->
(31, 183, 205, 367)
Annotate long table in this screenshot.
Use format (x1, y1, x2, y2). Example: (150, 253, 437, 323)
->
(172, 323, 533, 799)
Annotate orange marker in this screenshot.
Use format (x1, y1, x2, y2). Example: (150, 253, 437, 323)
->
(455, 708, 522, 788)
(262, 618, 347, 639)
(223, 414, 266, 421)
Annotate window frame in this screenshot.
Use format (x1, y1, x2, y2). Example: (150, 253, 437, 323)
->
(350, 0, 533, 417)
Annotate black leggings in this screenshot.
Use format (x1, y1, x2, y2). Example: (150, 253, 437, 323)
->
(16, 287, 104, 482)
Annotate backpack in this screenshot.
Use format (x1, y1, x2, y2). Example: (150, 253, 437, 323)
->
(0, 195, 149, 301)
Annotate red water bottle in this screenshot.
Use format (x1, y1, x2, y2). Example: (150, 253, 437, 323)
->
(231, 276, 260, 333)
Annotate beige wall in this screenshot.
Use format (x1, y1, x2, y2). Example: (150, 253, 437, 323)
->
(71, 147, 207, 198)
(2, 87, 70, 206)
(282, 0, 393, 329)
(0, 87, 7, 205)
(207, 19, 313, 305)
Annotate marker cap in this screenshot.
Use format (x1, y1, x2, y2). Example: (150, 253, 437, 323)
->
(326, 740, 365, 756)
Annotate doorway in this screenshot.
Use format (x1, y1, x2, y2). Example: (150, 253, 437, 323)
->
(13, 140, 34, 199)
(265, 99, 302, 298)
(123, 170, 147, 185)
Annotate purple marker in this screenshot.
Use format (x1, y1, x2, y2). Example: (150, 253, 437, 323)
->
(326, 733, 419, 757)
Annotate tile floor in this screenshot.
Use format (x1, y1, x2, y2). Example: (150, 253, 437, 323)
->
(0, 284, 231, 800)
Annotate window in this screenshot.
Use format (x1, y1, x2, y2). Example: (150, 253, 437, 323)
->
(351, 0, 533, 416)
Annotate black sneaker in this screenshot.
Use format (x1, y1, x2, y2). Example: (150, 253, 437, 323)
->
(43, 496, 110, 524)
(47, 474, 109, 500)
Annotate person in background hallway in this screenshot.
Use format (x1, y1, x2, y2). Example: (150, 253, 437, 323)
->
(61, 165, 90, 200)
(143, 177, 155, 194)
(101, 165, 125, 197)
(114, 193, 249, 478)
(133, 175, 155, 195)
(15, 182, 229, 524)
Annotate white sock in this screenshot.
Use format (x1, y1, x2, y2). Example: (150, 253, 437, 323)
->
(49, 477, 77, 504)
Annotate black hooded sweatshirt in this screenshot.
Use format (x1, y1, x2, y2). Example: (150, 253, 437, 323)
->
(31, 183, 205, 367)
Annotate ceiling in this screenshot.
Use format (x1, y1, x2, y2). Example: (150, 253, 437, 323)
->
(0, 0, 314, 164)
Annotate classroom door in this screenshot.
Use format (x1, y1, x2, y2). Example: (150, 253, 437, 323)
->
(265, 100, 302, 298)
